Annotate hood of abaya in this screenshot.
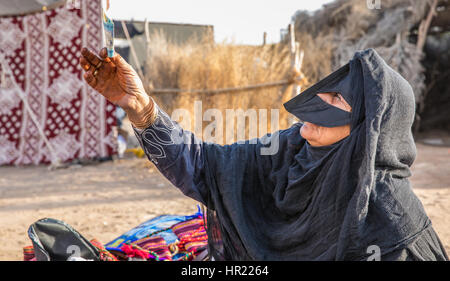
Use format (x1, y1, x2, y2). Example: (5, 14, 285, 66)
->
(202, 48, 430, 260)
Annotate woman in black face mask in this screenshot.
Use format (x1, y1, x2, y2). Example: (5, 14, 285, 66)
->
(299, 92, 352, 147)
(79, 47, 448, 261)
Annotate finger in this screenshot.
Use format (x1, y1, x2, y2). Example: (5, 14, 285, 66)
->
(83, 71, 97, 88)
(79, 57, 92, 72)
(99, 47, 112, 64)
(111, 53, 128, 69)
(99, 48, 108, 60)
(81, 47, 103, 69)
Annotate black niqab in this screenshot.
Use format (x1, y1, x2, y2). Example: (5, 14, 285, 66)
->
(202, 49, 448, 260)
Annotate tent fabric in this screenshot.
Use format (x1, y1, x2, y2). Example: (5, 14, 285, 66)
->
(0, 0, 117, 165)
(0, 0, 66, 17)
(133, 49, 448, 261)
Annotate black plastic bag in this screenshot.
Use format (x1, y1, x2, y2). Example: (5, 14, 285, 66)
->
(27, 218, 100, 261)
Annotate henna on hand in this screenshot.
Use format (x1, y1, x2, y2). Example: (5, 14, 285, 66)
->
(79, 47, 156, 127)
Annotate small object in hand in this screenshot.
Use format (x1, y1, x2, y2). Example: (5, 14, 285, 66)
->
(102, 4, 114, 58)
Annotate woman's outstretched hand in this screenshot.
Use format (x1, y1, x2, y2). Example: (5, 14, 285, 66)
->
(79, 47, 156, 129)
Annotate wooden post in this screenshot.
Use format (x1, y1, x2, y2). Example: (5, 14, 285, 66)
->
(289, 24, 301, 96)
(293, 42, 301, 96)
(262, 32, 267, 46)
(121, 20, 145, 81)
(144, 18, 151, 45)
(289, 24, 296, 59)
(143, 18, 151, 87)
(416, 0, 438, 52)
(288, 24, 302, 125)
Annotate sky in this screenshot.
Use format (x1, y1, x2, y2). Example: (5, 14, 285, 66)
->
(107, 0, 333, 45)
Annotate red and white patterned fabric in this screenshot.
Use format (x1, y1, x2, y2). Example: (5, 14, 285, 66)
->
(0, 0, 117, 165)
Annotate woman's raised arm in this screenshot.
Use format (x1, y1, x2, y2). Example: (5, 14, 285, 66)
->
(79, 47, 212, 205)
(78, 47, 284, 207)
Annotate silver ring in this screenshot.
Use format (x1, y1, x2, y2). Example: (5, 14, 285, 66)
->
(95, 60, 103, 69)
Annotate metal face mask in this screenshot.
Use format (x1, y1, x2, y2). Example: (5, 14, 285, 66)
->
(284, 63, 354, 128)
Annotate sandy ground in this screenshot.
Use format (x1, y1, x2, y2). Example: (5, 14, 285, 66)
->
(0, 143, 449, 261)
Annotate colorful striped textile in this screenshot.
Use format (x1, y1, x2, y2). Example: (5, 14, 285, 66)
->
(105, 213, 200, 252)
(132, 236, 172, 261)
(90, 239, 118, 261)
(171, 217, 208, 258)
(119, 244, 153, 260)
(23, 246, 35, 261)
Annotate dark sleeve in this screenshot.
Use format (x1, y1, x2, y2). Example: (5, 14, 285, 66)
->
(133, 104, 210, 205)
(133, 103, 296, 206)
